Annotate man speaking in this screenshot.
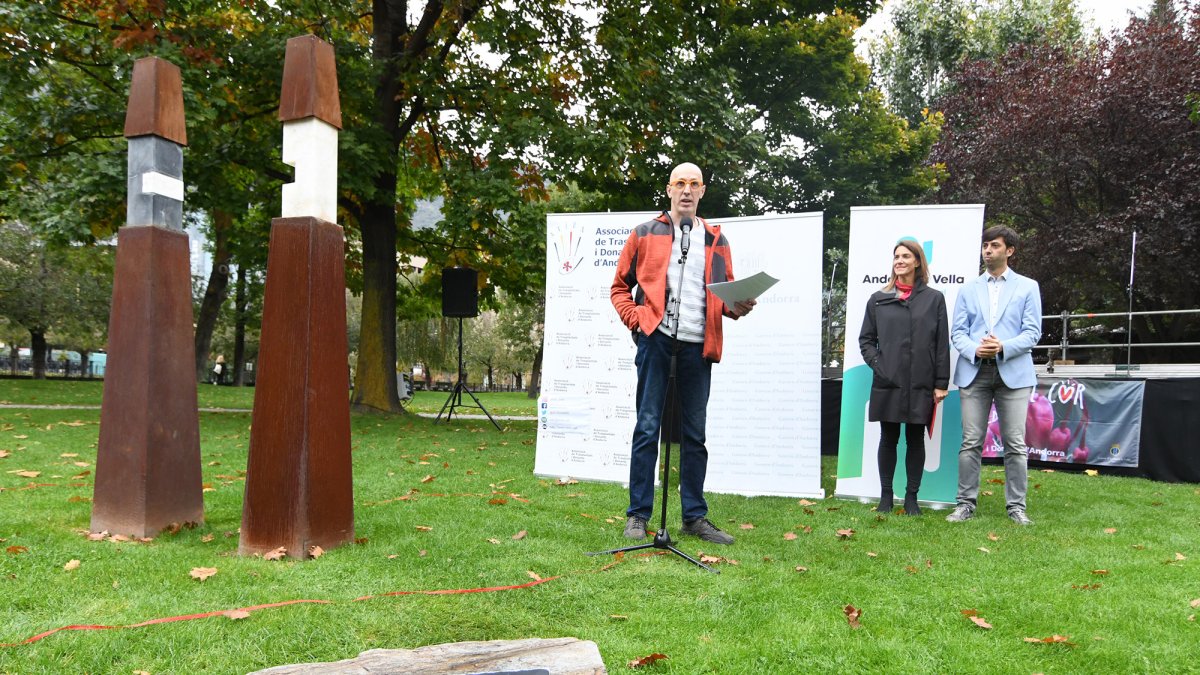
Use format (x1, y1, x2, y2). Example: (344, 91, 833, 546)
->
(609, 162, 755, 545)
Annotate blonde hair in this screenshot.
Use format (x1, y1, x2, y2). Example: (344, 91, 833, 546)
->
(883, 239, 929, 291)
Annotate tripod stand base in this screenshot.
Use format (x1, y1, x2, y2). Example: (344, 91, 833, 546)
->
(586, 529, 719, 574)
(435, 379, 502, 430)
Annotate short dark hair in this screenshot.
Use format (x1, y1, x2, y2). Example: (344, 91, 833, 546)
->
(982, 225, 1019, 250)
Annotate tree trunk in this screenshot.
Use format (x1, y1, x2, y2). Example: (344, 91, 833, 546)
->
(527, 343, 543, 398)
(9, 344, 17, 376)
(232, 265, 247, 386)
(351, 200, 401, 412)
(193, 209, 233, 382)
(351, 3, 405, 413)
(80, 349, 91, 378)
(30, 331, 47, 379)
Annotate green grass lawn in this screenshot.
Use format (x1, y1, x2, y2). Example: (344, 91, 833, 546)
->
(0, 382, 1197, 673)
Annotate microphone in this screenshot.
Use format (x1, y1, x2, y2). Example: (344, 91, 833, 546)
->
(679, 217, 692, 262)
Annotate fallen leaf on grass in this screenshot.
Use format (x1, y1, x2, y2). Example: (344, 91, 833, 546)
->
(86, 531, 107, 541)
(628, 653, 668, 669)
(968, 615, 992, 629)
(415, 525, 433, 532)
(67, 495, 90, 503)
(905, 565, 919, 574)
(487, 538, 500, 544)
(798, 499, 817, 506)
(783, 532, 798, 541)
(844, 604, 862, 629)
(555, 477, 579, 485)
(225, 610, 250, 620)
(6, 545, 28, 555)
(1023, 635, 1075, 646)
(421, 475, 435, 483)
(836, 528, 854, 539)
(1189, 598, 1200, 609)
(12, 435, 27, 440)
(609, 614, 628, 620)
(739, 523, 755, 530)
(527, 570, 542, 581)
(987, 478, 1005, 485)
(1103, 528, 1117, 534)
(866, 552, 878, 558)
(982, 490, 994, 496)
(1091, 569, 1109, 575)
(201, 534, 214, 543)
(1175, 552, 1187, 561)
(308, 545, 324, 559)
(1072, 584, 1102, 590)
(978, 547, 990, 554)
(794, 566, 808, 573)
(0, 451, 10, 459)
(512, 530, 527, 540)
(263, 547, 287, 561)
(488, 497, 508, 505)
(988, 532, 1000, 542)
(14, 470, 40, 478)
(1084, 469, 1099, 476)
(63, 559, 80, 571)
(190, 567, 218, 581)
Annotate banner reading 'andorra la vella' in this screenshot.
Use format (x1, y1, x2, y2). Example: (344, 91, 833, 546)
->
(835, 205, 986, 506)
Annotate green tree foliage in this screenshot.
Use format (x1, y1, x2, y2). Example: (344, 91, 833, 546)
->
(869, 0, 1085, 125)
(0, 222, 113, 378)
(930, 6, 1200, 360)
(2, 0, 941, 409)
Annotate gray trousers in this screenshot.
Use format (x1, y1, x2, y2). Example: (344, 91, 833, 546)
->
(957, 362, 1032, 512)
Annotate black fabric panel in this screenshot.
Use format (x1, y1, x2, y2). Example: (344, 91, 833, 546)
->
(1136, 378, 1200, 483)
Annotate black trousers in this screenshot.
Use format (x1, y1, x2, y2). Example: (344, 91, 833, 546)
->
(878, 421, 925, 493)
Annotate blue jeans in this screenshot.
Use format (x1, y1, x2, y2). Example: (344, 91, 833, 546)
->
(628, 329, 712, 522)
(957, 362, 1032, 511)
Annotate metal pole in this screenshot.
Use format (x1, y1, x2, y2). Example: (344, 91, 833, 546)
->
(1126, 231, 1137, 366)
(1060, 310, 1070, 363)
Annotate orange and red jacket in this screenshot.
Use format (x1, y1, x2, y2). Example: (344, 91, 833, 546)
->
(610, 213, 738, 363)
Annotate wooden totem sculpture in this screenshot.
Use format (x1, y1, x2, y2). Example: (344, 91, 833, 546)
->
(238, 35, 353, 558)
(91, 57, 204, 537)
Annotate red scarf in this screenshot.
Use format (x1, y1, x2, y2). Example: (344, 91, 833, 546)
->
(895, 281, 913, 300)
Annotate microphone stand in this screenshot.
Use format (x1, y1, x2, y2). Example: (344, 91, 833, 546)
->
(587, 222, 718, 573)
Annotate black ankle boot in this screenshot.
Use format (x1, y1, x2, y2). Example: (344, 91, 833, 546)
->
(903, 490, 921, 515)
(876, 490, 894, 513)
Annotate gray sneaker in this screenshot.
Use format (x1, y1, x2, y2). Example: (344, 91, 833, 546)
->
(945, 504, 975, 522)
(624, 515, 647, 539)
(1008, 509, 1034, 526)
(681, 518, 735, 545)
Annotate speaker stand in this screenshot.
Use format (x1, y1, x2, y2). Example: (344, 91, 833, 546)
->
(435, 317, 502, 430)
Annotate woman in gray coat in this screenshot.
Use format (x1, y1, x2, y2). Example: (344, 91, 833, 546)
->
(858, 239, 950, 515)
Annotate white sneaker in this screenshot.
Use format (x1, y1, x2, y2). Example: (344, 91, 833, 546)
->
(945, 504, 975, 522)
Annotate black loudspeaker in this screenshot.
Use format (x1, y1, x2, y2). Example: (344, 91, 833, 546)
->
(442, 267, 479, 318)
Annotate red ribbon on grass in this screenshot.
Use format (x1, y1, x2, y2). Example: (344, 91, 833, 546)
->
(1, 577, 560, 647)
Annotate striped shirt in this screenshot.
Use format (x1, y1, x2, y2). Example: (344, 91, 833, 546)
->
(658, 224, 706, 343)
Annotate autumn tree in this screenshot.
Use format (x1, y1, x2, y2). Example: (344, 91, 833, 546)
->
(930, 5, 1200, 360)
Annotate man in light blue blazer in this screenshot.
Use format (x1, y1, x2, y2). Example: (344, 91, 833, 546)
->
(947, 226, 1042, 526)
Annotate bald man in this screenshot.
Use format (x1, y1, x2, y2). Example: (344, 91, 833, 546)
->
(610, 162, 755, 545)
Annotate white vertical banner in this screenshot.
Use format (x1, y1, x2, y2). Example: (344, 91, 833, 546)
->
(834, 205, 985, 505)
(534, 211, 825, 499)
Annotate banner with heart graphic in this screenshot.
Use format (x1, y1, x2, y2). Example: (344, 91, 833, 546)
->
(985, 377, 1144, 467)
